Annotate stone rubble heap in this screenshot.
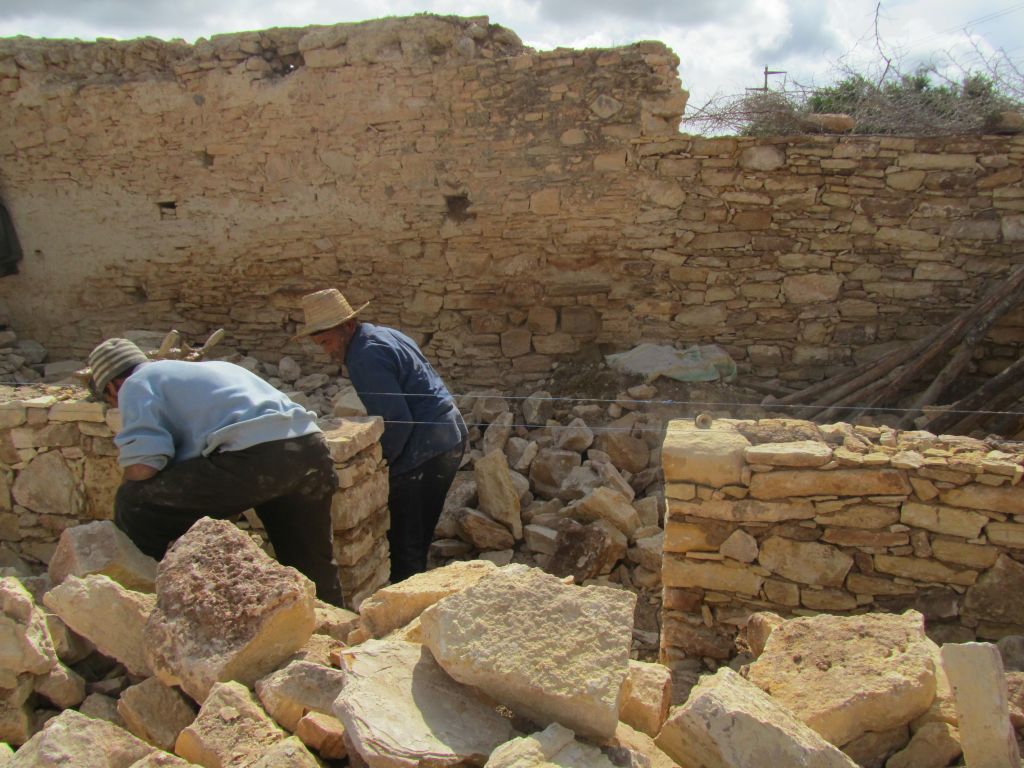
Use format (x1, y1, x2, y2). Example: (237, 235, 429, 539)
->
(0, 515, 1022, 767)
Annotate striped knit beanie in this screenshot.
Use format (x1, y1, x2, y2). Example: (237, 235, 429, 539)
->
(88, 338, 148, 394)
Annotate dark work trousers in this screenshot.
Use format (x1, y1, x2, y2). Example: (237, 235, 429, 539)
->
(114, 433, 345, 607)
(387, 438, 467, 584)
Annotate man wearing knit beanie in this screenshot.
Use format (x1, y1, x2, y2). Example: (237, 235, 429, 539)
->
(87, 337, 345, 607)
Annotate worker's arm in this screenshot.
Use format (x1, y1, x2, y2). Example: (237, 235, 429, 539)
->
(123, 464, 158, 481)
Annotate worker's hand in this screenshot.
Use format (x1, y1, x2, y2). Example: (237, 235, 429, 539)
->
(123, 464, 158, 481)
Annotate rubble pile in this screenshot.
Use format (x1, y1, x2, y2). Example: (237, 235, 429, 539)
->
(0, 514, 1022, 767)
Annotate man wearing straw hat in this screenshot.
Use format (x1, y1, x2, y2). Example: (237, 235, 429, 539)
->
(298, 288, 468, 584)
(87, 337, 345, 606)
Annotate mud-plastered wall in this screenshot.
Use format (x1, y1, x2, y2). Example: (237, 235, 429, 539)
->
(0, 15, 1021, 391)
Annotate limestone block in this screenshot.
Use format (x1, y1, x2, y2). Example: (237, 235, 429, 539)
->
(521, 391, 554, 425)
(661, 421, 749, 487)
(314, 600, 359, 643)
(964, 554, 1024, 626)
(750, 468, 911, 499)
(930, 539, 998, 569)
(79, 692, 126, 727)
(719, 530, 758, 562)
(48, 521, 157, 592)
(482, 412, 514, 456)
(885, 722, 961, 768)
(595, 429, 649, 475)
(248, 735, 322, 767)
(475, 450, 522, 540)
(117, 676, 197, 752)
(663, 520, 732, 553)
(669, 498, 816, 523)
(333, 639, 518, 767)
(900, 501, 987, 539)
(547, 519, 616, 582)
(570, 487, 641, 538)
(620, 660, 672, 737)
(130, 750, 194, 766)
(985, 522, 1024, 549)
(941, 485, 1024, 515)
(331, 470, 389, 531)
(294, 711, 346, 759)
(745, 611, 936, 746)
(523, 524, 558, 555)
(744, 440, 832, 467)
(358, 559, 497, 639)
(593, 459, 635, 502)
(419, 564, 635, 739)
(43, 574, 155, 677)
(143, 518, 316, 702)
(529, 449, 582, 500)
(627, 531, 664, 572)
(839, 725, 909, 768)
(13, 709, 154, 766)
(333, 506, 389, 566)
(255, 660, 345, 732)
(873, 555, 976, 586)
(33, 659, 85, 709)
(457, 507, 514, 550)
(0, 577, 57, 683)
(941, 642, 1020, 767)
(555, 418, 594, 452)
(662, 555, 764, 596)
(758, 537, 853, 587)
(654, 667, 858, 767)
(744, 612, 785, 657)
(174, 681, 288, 766)
(0, 674, 34, 745)
(11, 450, 82, 517)
(558, 464, 603, 502)
(611, 722, 679, 768)
(48, 400, 106, 423)
(0, 742, 10, 766)
(485, 722, 620, 768)
(320, 416, 384, 464)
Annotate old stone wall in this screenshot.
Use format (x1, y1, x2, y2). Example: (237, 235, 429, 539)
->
(659, 416, 1024, 680)
(0, 15, 1022, 393)
(0, 396, 389, 607)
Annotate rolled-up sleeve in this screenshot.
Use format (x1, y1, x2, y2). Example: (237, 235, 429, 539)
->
(114, 378, 174, 471)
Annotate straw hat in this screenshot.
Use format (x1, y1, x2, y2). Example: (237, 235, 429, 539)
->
(88, 338, 148, 393)
(296, 289, 369, 337)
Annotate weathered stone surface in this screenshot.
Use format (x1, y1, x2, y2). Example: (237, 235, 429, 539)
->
(964, 554, 1024, 626)
(48, 521, 157, 592)
(661, 422, 750, 487)
(420, 564, 635, 739)
(900, 502, 988, 539)
(0, 577, 57, 686)
(79, 692, 126, 727)
(611, 722, 679, 768)
(117, 676, 197, 752)
(758, 537, 853, 587)
(719, 530, 758, 563)
(839, 725, 910, 768)
(359, 560, 497, 639)
(529, 449, 582, 500)
(750, 469, 911, 499)
(475, 450, 522, 540)
(620, 660, 672, 738)
(940, 485, 1024, 515)
(744, 612, 785, 658)
(744, 440, 832, 467)
(143, 518, 316, 702)
(321, 416, 385, 465)
(815, 504, 899, 529)
(941, 642, 1020, 768)
(594, 428, 649, 474)
(985, 522, 1024, 549)
(885, 722, 960, 768)
(248, 735, 322, 767)
(745, 611, 936, 746)
(654, 667, 858, 767)
(570, 487, 641, 537)
(294, 711, 346, 759)
(555, 418, 594, 453)
(13, 709, 155, 767)
(0, 674, 35, 746)
(33, 660, 85, 709)
(255, 659, 345, 732)
(175, 680, 288, 767)
(331, 469, 389, 530)
(485, 722, 618, 768)
(43, 574, 155, 677)
(334, 639, 517, 767)
(662, 555, 764, 596)
(669, 498, 816, 523)
(547, 519, 615, 583)
(11, 450, 81, 517)
(458, 507, 516, 550)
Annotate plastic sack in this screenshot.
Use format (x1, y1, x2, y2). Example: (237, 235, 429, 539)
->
(605, 343, 737, 383)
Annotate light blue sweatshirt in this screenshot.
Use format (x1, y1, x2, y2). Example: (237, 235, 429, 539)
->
(115, 360, 321, 471)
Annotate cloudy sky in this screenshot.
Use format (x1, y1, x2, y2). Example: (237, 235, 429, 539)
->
(1, 0, 1021, 118)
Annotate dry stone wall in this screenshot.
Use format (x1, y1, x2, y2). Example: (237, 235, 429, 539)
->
(0, 15, 1021, 392)
(659, 416, 1024, 681)
(0, 394, 389, 607)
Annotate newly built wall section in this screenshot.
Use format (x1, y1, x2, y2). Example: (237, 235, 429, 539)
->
(0, 15, 1022, 391)
(659, 417, 1024, 673)
(0, 398, 389, 607)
